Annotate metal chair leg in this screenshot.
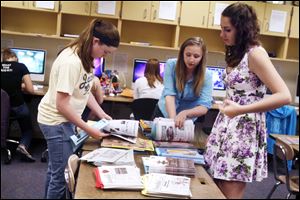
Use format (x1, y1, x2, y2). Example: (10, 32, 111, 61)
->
(41, 149, 48, 162)
(266, 181, 281, 199)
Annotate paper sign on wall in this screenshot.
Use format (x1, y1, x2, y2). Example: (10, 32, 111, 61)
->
(97, 1, 116, 15)
(213, 3, 229, 26)
(269, 10, 287, 33)
(35, 1, 55, 10)
(158, 1, 177, 21)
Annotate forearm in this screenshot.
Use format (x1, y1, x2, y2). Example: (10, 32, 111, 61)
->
(165, 96, 176, 118)
(183, 105, 208, 118)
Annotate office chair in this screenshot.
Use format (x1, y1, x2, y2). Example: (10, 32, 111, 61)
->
(1, 89, 19, 164)
(131, 98, 158, 120)
(266, 141, 299, 199)
(64, 154, 80, 199)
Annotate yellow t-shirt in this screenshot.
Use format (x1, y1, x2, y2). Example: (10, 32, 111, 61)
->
(38, 47, 94, 125)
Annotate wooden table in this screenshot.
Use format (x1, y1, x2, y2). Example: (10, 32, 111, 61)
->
(269, 134, 299, 154)
(74, 137, 226, 199)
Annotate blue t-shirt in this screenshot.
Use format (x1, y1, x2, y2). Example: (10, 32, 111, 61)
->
(158, 58, 213, 121)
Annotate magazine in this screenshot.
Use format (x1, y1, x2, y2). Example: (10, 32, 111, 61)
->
(153, 141, 197, 149)
(101, 137, 154, 152)
(94, 165, 143, 190)
(155, 147, 205, 165)
(151, 118, 194, 142)
(142, 156, 196, 176)
(103, 119, 139, 143)
(80, 148, 135, 166)
(141, 173, 192, 198)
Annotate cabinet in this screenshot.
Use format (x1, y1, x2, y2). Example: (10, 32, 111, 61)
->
(90, 1, 121, 19)
(180, 1, 210, 28)
(261, 3, 292, 37)
(121, 1, 180, 25)
(207, 1, 237, 30)
(289, 6, 299, 39)
(60, 1, 91, 16)
(1, 1, 58, 12)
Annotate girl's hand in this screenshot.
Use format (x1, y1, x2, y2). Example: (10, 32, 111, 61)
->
(89, 127, 110, 140)
(174, 110, 187, 129)
(219, 99, 242, 118)
(102, 113, 112, 120)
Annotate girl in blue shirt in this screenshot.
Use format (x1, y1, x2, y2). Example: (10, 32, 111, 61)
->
(153, 37, 213, 128)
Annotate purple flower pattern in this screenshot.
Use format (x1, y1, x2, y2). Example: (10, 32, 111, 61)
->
(204, 47, 268, 182)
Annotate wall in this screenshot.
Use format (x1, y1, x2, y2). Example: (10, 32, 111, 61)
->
(2, 32, 299, 104)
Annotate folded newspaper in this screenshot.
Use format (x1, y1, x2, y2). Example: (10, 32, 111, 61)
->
(103, 119, 139, 143)
(151, 118, 194, 142)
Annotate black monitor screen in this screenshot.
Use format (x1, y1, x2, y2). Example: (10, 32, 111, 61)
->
(132, 59, 165, 82)
(11, 47, 46, 74)
(93, 57, 105, 78)
(206, 66, 226, 90)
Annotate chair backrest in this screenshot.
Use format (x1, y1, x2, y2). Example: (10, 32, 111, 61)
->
(65, 154, 80, 198)
(1, 89, 11, 148)
(131, 98, 158, 120)
(273, 141, 297, 192)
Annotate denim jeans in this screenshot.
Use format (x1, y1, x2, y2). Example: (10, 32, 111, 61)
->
(11, 103, 33, 148)
(38, 122, 75, 199)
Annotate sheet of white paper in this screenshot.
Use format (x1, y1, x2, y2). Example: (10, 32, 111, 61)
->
(158, 1, 177, 21)
(35, 1, 55, 9)
(97, 1, 116, 15)
(112, 53, 128, 73)
(269, 10, 287, 33)
(214, 3, 229, 25)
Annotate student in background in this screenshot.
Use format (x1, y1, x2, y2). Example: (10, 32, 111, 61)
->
(82, 76, 104, 121)
(133, 58, 164, 100)
(37, 19, 120, 199)
(1, 48, 36, 162)
(204, 3, 291, 199)
(152, 37, 213, 128)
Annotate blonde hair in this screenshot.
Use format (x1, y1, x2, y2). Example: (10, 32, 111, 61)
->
(176, 37, 207, 96)
(62, 19, 120, 73)
(144, 58, 163, 88)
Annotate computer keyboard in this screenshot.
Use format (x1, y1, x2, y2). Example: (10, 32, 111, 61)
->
(33, 84, 44, 90)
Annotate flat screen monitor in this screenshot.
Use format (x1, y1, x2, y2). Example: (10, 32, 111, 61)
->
(93, 57, 105, 78)
(11, 47, 46, 82)
(132, 59, 166, 82)
(206, 66, 226, 98)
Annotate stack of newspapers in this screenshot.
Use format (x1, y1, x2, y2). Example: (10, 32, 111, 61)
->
(141, 173, 192, 198)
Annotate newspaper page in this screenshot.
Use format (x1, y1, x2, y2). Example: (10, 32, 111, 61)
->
(80, 148, 129, 163)
(141, 173, 192, 198)
(104, 119, 139, 137)
(96, 165, 143, 190)
(152, 118, 194, 142)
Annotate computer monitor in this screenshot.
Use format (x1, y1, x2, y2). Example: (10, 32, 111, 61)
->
(11, 47, 46, 82)
(295, 74, 299, 104)
(206, 66, 226, 98)
(132, 59, 166, 82)
(93, 57, 105, 78)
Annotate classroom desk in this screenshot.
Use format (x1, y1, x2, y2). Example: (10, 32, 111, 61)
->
(269, 134, 299, 154)
(74, 138, 226, 199)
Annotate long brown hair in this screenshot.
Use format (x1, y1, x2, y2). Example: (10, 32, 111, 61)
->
(63, 19, 120, 73)
(175, 37, 207, 96)
(222, 3, 260, 67)
(144, 58, 163, 88)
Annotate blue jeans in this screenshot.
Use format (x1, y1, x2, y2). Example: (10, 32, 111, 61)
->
(38, 122, 75, 199)
(11, 103, 33, 148)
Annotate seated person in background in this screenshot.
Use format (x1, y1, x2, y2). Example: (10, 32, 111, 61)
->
(82, 76, 104, 121)
(133, 58, 164, 100)
(152, 37, 213, 128)
(1, 48, 36, 162)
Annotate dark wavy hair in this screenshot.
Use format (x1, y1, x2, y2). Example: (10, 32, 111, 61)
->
(222, 3, 261, 67)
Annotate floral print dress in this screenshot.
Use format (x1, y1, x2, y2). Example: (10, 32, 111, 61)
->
(204, 46, 268, 182)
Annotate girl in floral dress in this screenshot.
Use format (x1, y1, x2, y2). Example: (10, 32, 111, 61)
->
(204, 3, 291, 199)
